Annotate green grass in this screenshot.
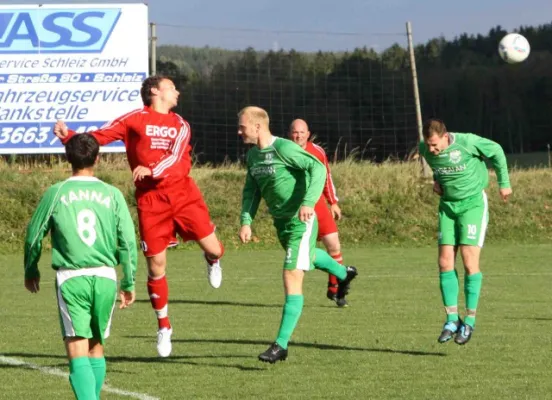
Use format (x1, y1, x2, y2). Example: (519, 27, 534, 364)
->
(2, 245, 552, 399)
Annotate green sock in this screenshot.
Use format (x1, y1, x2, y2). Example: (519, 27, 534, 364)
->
(275, 294, 304, 350)
(313, 249, 347, 280)
(440, 270, 459, 322)
(89, 357, 106, 400)
(464, 272, 483, 327)
(69, 357, 96, 400)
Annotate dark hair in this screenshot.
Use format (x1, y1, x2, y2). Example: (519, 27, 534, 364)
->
(140, 75, 170, 106)
(65, 134, 99, 170)
(422, 118, 447, 139)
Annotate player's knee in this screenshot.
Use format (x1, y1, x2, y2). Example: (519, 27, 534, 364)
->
(438, 255, 454, 271)
(206, 240, 224, 260)
(326, 243, 341, 256)
(147, 255, 167, 277)
(322, 234, 340, 254)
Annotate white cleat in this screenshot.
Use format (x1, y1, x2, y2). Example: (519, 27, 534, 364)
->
(156, 328, 172, 357)
(206, 259, 222, 288)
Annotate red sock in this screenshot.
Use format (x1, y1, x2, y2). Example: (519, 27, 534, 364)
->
(327, 253, 343, 294)
(147, 274, 171, 330)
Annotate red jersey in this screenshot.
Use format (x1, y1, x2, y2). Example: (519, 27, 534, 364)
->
(304, 141, 339, 205)
(63, 106, 192, 192)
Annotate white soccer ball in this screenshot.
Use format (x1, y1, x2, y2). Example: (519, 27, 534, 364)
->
(498, 33, 530, 64)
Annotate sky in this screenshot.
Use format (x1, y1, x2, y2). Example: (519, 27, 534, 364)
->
(7, 0, 552, 52)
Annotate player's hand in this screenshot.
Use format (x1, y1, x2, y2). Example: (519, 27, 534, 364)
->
(298, 205, 315, 222)
(132, 166, 152, 182)
(24, 277, 40, 293)
(330, 203, 342, 221)
(433, 181, 443, 196)
(119, 290, 135, 309)
(499, 187, 512, 202)
(239, 225, 252, 244)
(53, 120, 68, 139)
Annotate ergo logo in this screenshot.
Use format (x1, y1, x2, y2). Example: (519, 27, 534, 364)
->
(146, 125, 179, 139)
(0, 8, 121, 54)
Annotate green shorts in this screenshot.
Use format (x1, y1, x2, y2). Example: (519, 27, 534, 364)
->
(55, 267, 118, 344)
(274, 215, 318, 270)
(438, 191, 489, 247)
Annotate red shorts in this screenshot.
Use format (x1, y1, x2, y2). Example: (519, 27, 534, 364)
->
(136, 177, 215, 256)
(314, 198, 338, 240)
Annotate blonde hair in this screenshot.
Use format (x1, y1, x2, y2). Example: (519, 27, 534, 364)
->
(423, 118, 447, 139)
(238, 106, 270, 127)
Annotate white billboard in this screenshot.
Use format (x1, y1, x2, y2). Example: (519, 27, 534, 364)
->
(0, 3, 148, 154)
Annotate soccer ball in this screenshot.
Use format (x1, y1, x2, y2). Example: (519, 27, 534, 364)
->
(498, 33, 530, 64)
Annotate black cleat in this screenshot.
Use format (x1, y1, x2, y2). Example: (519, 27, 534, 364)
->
(258, 343, 288, 364)
(327, 281, 338, 301)
(336, 297, 349, 308)
(438, 319, 462, 343)
(337, 266, 357, 301)
(454, 323, 474, 345)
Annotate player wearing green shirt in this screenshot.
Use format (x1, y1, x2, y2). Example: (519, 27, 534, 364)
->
(24, 134, 138, 400)
(419, 118, 512, 345)
(237, 106, 358, 363)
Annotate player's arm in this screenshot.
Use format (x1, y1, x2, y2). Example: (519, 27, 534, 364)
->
(144, 119, 191, 180)
(318, 147, 339, 205)
(469, 134, 511, 189)
(240, 169, 261, 226)
(23, 187, 57, 284)
(276, 140, 326, 207)
(239, 167, 261, 243)
(113, 189, 137, 293)
(55, 114, 129, 146)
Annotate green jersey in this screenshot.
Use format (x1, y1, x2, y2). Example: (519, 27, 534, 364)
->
(240, 137, 326, 223)
(419, 133, 511, 201)
(24, 176, 137, 291)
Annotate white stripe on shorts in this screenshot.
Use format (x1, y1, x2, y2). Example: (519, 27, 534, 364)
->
(478, 191, 489, 248)
(296, 216, 315, 271)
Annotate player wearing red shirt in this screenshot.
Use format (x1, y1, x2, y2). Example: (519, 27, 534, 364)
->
(53, 76, 225, 357)
(288, 119, 348, 307)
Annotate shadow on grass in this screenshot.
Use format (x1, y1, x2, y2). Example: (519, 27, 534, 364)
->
(0, 353, 264, 371)
(134, 299, 283, 308)
(124, 337, 447, 357)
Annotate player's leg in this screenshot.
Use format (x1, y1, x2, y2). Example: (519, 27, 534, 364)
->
(197, 233, 224, 288)
(88, 340, 105, 400)
(89, 274, 117, 399)
(137, 190, 175, 356)
(146, 251, 173, 357)
(258, 217, 312, 363)
(173, 179, 224, 288)
(65, 338, 97, 400)
(311, 214, 357, 305)
(316, 201, 342, 302)
(455, 192, 488, 344)
(321, 232, 347, 305)
(312, 248, 357, 303)
(56, 273, 97, 399)
(437, 203, 462, 343)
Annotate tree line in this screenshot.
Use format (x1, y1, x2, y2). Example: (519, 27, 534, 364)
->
(156, 23, 552, 163)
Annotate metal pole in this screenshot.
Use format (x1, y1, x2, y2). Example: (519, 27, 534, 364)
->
(150, 22, 157, 76)
(406, 21, 431, 178)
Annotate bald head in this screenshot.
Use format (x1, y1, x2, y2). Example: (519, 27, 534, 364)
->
(288, 118, 311, 149)
(289, 119, 309, 132)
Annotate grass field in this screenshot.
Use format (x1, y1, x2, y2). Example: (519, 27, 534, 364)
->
(2, 244, 551, 399)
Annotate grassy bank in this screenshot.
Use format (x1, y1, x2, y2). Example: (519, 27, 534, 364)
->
(1, 158, 551, 253)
